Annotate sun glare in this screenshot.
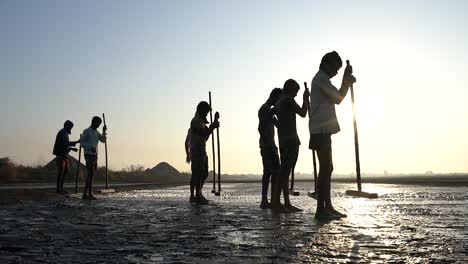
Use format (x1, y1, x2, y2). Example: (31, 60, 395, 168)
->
(354, 93, 385, 130)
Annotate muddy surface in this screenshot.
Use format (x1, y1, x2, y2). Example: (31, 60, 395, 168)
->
(0, 183, 467, 263)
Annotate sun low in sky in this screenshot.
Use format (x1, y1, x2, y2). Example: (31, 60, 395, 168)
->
(1, 0, 467, 175)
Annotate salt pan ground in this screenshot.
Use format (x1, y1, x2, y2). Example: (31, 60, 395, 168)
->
(0, 183, 467, 263)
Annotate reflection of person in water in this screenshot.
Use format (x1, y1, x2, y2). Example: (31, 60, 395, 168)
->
(52, 120, 79, 194)
(258, 88, 282, 209)
(189, 101, 219, 205)
(81, 116, 107, 200)
(309, 51, 356, 220)
(272, 79, 309, 212)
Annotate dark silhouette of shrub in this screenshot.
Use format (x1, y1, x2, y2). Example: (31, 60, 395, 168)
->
(0, 157, 17, 183)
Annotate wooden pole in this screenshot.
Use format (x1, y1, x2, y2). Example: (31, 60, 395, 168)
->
(75, 134, 82, 193)
(216, 124, 221, 194)
(347, 60, 362, 192)
(102, 113, 108, 189)
(350, 83, 362, 192)
(209, 92, 216, 193)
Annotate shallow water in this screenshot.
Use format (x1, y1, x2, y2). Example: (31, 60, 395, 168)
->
(1, 183, 467, 263)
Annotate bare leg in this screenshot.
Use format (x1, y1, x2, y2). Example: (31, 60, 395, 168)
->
(88, 169, 95, 196)
(280, 165, 292, 206)
(270, 170, 282, 208)
(316, 148, 332, 213)
(83, 167, 92, 198)
(56, 166, 63, 193)
(190, 181, 194, 199)
(325, 162, 334, 210)
(261, 170, 271, 203)
(60, 166, 68, 193)
(270, 170, 278, 203)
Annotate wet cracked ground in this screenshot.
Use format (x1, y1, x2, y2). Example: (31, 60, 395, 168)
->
(1, 183, 467, 263)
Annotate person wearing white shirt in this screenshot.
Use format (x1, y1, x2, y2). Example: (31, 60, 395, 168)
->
(80, 116, 107, 200)
(309, 51, 355, 220)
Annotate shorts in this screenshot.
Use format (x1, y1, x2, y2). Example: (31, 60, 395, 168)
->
(279, 144, 299, 169)
(191, 152, 208, 184)
(260, 145, 280, 174)
(84, 154, 98, 171)
(309, 133, 332, 151)
(55, 157, 69, 169)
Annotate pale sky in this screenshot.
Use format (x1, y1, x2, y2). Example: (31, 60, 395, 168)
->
(1, 0, 467, 174)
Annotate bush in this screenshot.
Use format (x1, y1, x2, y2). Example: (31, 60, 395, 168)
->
(123, 164, 145, 173)
(0, 157, 17, 183)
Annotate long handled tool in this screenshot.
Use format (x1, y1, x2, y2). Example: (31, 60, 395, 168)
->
(289, 82, 311, 197)
(290, 165, 300, 196)
(103, 113, 108, 189)
(75, 134, 82, 193)
(99, 113, 114, 194)
(302, 81, 318, 199)
(308, 150, 318, 199)
(209, 92, 217, 194)
(344, 60, 378, 199)
(215, 113, 221, 196)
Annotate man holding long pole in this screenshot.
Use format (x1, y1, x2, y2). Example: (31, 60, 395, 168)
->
(189, 101, 219, 205)
(81, 116, 107, 200)
(309, 51, 356, 220)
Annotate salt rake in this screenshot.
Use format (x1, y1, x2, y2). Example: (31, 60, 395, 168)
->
(215, 116, 221, 196)
(304, 81, 318, 200)
(75, 134, 82, 194)
(290, 166, 300, 196)
(344, 60, 378, 199)
(99, 113, 115, 194)
(67, 134, 84, 198)
(307, 150, 318, 199)
(209, 92, 221, 196)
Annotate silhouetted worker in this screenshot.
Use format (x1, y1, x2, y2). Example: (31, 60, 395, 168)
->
(52, 120, 79, 194)
(81, 116, 107, 200)
(190, 102, 219, 205)
(272, 79, 309, 212)
(258, 88, 282, 209)
(309, 51, 355, 220)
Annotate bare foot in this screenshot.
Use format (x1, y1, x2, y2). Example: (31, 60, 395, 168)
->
(327, 208, 347, 218)
(260, 201, 271, 209)
(285, 204, 303, 212)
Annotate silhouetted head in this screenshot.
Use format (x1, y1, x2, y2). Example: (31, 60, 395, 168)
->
(91, 116, 102, 129)
(267, 88, 282, 105)
(282, 79, 300, 97)
(63, 120, 74, 134)
(320, 51, 342, 78)
(196, 101, 211, 123)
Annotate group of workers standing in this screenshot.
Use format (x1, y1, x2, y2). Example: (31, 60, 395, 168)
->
(51, 51, 356, 219)
(185, 50, 356, 220)
(52, 116, 106, 200)
(258, 51, 356, 220)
